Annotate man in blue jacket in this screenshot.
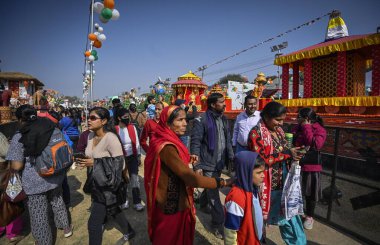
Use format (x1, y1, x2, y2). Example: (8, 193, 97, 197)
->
(190, 93, 234, 239)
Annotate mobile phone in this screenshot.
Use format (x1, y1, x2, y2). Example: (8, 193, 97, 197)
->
(73, 153, 86, 160)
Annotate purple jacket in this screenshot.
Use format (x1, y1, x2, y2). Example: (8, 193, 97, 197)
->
(292, 123, 326, 171)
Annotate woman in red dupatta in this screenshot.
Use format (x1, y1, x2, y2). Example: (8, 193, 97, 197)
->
(144, 106, 225, 245)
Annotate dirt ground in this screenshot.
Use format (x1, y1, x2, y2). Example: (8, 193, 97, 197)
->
(1, 156, 364, 245)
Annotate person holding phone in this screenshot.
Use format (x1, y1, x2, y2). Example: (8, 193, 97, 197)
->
(76, 107, 135, 244)
(248, 102, 306, 245)
(292, 108, 326, 230)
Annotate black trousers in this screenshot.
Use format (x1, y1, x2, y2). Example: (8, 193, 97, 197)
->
(88, 201, 132, 245)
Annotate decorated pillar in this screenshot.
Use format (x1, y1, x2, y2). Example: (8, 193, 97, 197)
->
(292, 62, 299, 99)
(303, 59, 313, 98)
(281, 64, 289, 99)
(336, 51, 347, 96)
(372, 44, 380, 96)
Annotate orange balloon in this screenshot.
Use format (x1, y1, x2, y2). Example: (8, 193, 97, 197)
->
(93, 40, 102, 48)
(88, 33, 97, 41)
(104, 0, 115, 9)
(84, 51, 91, 57)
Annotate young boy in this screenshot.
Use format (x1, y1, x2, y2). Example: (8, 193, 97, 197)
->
(224, 151, 265, 245)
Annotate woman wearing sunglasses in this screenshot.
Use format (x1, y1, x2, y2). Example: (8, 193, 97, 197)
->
(76, 107, 135, 244)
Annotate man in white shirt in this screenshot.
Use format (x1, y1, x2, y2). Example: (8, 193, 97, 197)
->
(232, 95, 261, 153)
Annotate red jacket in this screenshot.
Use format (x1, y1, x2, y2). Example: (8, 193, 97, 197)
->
(140, 119, 159, 153)
(224, 187, 261, 245)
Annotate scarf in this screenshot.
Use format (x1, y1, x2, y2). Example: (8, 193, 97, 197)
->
(144, 106, 193, 240)
(253, 120, 287, 220)
(206, 109, 224, 151)
(19, 117, 56, 157)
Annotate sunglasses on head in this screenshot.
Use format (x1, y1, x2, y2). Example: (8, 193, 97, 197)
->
(89, 115, 101, 121)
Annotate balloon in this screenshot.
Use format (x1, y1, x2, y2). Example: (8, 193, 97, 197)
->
(101, 8, 113, 20)
(92, 70, 96, 75)
(103, 0, 115, 9)
(94, 55, 99, 61)
(91, 50, 97, 56)
(94, 23, 99, 28)
(86, 70, 91, 75)
(93, 2, 104, 14)
(93, 40, 102, 48)
(111, 9, 120, 20)
(84, 51, 91, 57)
(88, 55, 95, 61)
(99, 15, 109, 23)
(88, 33, 97, 41)
(97, 26, 103, 33)
(94, 32, 100, 36)
(97, 34, 106, 42)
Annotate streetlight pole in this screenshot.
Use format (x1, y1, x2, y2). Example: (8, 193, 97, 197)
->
(271, 42, 288, 99)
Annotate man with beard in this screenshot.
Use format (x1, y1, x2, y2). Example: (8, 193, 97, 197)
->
(190, 93, 234, 239)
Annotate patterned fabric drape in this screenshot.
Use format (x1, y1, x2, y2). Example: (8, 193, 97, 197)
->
(336, 51, 347, 97)
(303, 59, 312, 98)
(292, 63, 299, 99)
(372, 44, 380, 96)
(282, 64, 289, 99)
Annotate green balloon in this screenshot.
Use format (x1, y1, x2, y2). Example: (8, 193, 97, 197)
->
(91, 50, 97, 56)
(94, 55, 98, 61)
(101, 8, 113, 20)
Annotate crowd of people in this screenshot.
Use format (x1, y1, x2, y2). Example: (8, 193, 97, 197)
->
(0, 93, 327, 245)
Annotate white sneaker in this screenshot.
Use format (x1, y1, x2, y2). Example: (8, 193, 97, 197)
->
(134, 203, 145, 211)
(303, 217, 314, 230)
(120, 200, 129, 210)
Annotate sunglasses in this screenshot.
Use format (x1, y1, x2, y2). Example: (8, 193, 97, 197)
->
(89, 115, 101, 121)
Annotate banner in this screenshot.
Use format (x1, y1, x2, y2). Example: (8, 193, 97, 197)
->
(227, 81, 256, 110)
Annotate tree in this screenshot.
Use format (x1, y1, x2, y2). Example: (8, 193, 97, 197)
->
(218, 74, 247, 84)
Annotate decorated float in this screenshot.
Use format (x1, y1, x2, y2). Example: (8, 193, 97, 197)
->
(273, 12, 380, 130)
(0, 72, 44, 124)
(171, 71, 208, 111)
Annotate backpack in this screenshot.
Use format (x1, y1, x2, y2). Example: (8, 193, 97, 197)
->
(33, 128, 74, 177)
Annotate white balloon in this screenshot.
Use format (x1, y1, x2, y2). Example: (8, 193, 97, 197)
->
(97, 26, 103, 33)
(88, 55, 95, 61)
(111, 9, 120, 20)
(86, 70, 91, 75)
(97, 34, 106, 42)
(99, 15, 109, 23)
(92, 70, 96, 75)
(94, 23, 99, 28)
(94, 32, 100, 36)
(93, 2, 104, 14)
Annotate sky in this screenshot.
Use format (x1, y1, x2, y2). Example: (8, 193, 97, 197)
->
(1, 0, 379, 99)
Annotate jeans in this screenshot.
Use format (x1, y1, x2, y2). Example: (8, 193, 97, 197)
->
(235, 143, 249, 153)
(125, 155, 141, 204)
(88, 201, 132, 245)
(199, 170, 224, 228)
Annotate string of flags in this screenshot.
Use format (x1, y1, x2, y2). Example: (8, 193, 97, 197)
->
(196, 11, 332, 73)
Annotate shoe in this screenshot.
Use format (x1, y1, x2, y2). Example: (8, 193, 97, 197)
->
(303, 217, 314, 230)
(134, 203, 145, 211)
(8, 235, 25, 244)
(64, 225, 73, 238)
(120, 200, 129, 210)
(123, 229, 136, 241)
(213, 228, 224, 240)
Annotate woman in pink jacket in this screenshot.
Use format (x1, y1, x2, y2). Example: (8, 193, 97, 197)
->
(292, 108, 326, 231)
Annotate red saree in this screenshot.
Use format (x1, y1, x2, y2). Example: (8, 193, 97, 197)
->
(144, 106, 196, 245)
